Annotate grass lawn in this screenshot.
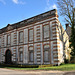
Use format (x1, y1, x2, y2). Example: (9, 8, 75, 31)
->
(0, 64, 75, 71)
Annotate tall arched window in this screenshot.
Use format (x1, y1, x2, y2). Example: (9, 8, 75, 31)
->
(19, 48, 23, 62)
(29, 47, 34, 62)
(44, 45, 50, 62)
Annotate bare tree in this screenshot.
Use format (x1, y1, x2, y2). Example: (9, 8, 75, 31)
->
(57, 0, 75, 58)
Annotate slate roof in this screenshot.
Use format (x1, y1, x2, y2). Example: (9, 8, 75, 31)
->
(0, 9, 56, 34)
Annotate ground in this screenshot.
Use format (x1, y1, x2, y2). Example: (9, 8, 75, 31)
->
(0, 68, 75, 75)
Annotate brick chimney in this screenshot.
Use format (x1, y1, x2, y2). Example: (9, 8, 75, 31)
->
(65, 24, 69, 29)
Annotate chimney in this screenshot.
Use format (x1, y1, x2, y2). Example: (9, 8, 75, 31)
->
(65, 24, 69, 29)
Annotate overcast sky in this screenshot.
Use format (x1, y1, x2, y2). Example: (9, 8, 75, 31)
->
(0, 0, 65, 29)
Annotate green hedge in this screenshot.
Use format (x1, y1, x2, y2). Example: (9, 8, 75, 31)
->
(0, 63, 53, 68)
(0, 63, 39, 68)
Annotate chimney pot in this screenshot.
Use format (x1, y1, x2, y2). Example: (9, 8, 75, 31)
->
(65, 24, 69, 29)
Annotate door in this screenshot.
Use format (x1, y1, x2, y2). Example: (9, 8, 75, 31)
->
(5, 50, 12, 64)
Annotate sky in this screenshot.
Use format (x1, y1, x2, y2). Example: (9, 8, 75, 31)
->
(0, 0, 65, 29)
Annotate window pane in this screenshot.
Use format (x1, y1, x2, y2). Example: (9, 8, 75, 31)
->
(19, 31, 23, 43)
(0, 38, 1, 46)
(7, 35, 10, 45)
(29, 29, 33, 41)
(29, 51, 33, 62)
(44, 51, 49, 62)
(19, 48, 23, 62)
(19, 52, 23, 62)
(43, 25, 49, 38)
(11, 33, 14, 45)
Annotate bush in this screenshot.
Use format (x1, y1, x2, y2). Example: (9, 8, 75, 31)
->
(39, 65, 52, 68)
(70, 56, 75, 63)
(60, 63, 65, 65)
(0, 64, 39, 68)
(64, 59, 69, 64)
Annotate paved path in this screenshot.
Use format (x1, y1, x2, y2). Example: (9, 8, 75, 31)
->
(0, 68, 75, 75)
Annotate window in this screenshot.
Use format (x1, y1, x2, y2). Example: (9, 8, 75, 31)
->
(44, 50, 49, 62)
(29, 50, 33, 62)
(29, 29, 33, 41)
(29, 47, 34, 62)
(11, 33, 14, 45)
(0, 37, 1, 47)
(44, 45, 50, 62)
(19, 31, 23, 43)
(19, 48, 23, 62)
(7, 35, 10, 45)
(43, 25, 49, 39)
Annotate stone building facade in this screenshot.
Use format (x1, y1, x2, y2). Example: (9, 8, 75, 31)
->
(0, 9, 69, 65)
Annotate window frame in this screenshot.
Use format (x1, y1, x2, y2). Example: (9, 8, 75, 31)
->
(19, 51, 23, 62)
(29, 50, 34, 62)
(19, 48, 23, 62)
(43, 46, 50, 62)
(0, 37, 1, 47)
(28, 29, 34, 42)
(19, 31, 24, 43)
(7, 35, 11, 45)
(43, 24, 50, 39)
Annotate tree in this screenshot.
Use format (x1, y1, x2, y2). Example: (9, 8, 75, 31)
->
(57, 0, 75, 57)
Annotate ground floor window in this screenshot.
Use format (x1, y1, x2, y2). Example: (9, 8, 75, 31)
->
(44, 45, 50, 62)
(19, 48, 23, 62)
(44, 50, 49, 62)
(19, 52, 23, 62)
(29, 50, 33, 62)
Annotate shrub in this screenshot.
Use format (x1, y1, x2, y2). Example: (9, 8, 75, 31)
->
(0, 64, 39, 68)
(64, 59, 69, 64)
(39, 65, 52, 68)
(60, 63, 65, 65)
(70, 56, 75, 63)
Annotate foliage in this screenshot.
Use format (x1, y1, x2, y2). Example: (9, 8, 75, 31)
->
(0, 64, 39, 68)
(70, 56, 75, 63)
(39, 65, 52, 68)
(0, 64, 75, 71)
(64, 59, 69, 64)
(57, 0, 75, 57)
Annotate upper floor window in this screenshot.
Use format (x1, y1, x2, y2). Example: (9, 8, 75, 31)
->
(7, 35, 10, 45)
(29, 29, 33, 41)
(11, 33, 14, 45)
(19, 31, 23, 43)
(43, 25, 50, 39)
(0, 37, 1, 47)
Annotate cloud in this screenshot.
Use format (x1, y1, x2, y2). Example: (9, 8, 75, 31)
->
(12, 0, 25, 4)
(12, 0, 18, 4)
(52, 4, 57, 9)
(0, 0, 6, 5)
(45, 0, 57, 11)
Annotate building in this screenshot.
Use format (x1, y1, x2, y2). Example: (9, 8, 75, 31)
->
(65, 24, 71, 40)
(0, 9, 69, 65)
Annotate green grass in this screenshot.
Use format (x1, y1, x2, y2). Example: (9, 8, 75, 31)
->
(0, 64, 75, 71)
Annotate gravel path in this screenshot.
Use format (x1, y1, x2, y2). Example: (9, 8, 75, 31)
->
(0, 68, 75, 75)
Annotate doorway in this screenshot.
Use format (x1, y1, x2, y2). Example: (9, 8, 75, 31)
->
(5, 50, 12, 64)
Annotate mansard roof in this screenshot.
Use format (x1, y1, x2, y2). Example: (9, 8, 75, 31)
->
(0, 9, 57, 34)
